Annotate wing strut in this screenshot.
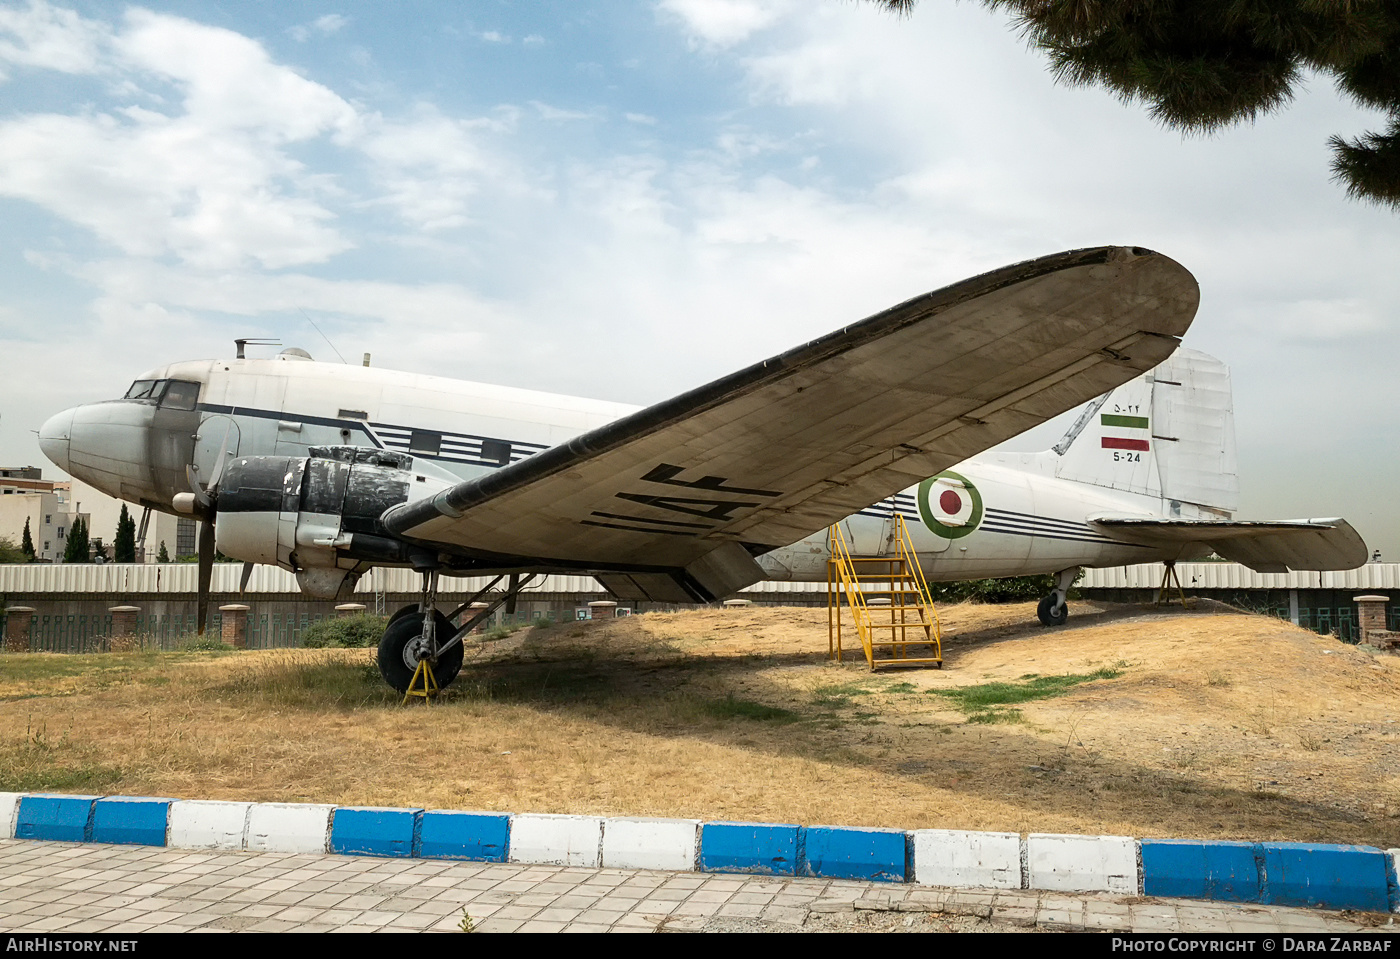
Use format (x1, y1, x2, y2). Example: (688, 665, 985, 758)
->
(434, 574, 543, 659)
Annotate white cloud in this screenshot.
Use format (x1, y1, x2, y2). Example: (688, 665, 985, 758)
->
(290, 14, 348, 43)
(625, 112, 657, 125)
(0, 8, 361, 269)
(117, 10, 358, 140)
(714, 127, 786, 159)
(0, 110, 350, 268)
(81, 258, 503, 335)
(1236, 298, 1388, 341)
(522, 34, 544, 47)
(531, 101, 594, 122)
(0, 0, 106, 75)
(657, 0, 792, 49)
(478, 30, 509, 44)
(358, 109, 511, 231)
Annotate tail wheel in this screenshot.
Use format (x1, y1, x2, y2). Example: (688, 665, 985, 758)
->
(377, 610, 463, 693)
(1037, 594, 1068, 627)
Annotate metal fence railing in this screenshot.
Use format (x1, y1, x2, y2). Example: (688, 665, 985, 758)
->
(0, 611, 309, 652)
(0, 607, 542, 653)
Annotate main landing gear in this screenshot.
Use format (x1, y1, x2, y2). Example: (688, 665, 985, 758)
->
(1037, 566, 1081, 627)
(377, 609, 460, 693)
(376, 570, 540, 694)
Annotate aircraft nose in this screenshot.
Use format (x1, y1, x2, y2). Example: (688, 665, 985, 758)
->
(43, 402, 157, 502)
(38, 408, 75, 474)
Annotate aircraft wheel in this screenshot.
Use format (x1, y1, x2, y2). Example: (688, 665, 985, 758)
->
(1037, 594, 1068, 627)
(386, 604, 418, 629)
(377, 610, 462, 693)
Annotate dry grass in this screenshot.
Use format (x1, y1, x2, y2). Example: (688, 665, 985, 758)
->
(2, 600, 1398, 846)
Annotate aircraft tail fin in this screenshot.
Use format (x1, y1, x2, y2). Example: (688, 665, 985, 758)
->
(1051, 348, 1239, 516)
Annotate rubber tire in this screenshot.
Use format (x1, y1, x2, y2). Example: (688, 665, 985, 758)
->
(386, 604, 419, 630)
(1037, 594, 1068, 627)
(377, 610, 462, 693)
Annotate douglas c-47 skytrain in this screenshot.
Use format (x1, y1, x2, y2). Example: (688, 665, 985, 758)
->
(37, 247, 1367, 692)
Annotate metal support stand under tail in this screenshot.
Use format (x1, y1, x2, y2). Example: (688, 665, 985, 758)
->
(1037, 566, 1081, 627)
(1154, 561, 1191, 608)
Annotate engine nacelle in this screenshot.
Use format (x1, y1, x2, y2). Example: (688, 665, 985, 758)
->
(215, 447, 453, 594)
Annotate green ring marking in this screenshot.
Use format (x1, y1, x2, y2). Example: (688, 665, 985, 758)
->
(917, 470, 984, 540)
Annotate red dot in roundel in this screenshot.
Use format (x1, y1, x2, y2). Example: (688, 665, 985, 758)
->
(939, 489, 962, 514)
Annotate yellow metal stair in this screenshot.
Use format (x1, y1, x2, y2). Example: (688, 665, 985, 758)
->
(827, 514, 943, 670)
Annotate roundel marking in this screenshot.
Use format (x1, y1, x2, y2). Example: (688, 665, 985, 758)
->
(917, 470, 984, 540)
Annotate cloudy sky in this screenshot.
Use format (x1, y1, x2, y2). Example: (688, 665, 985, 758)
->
(1, 0, 1397, 557)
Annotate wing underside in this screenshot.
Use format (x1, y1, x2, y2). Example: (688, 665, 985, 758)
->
(383, 246, 1201, 601)
(1087, 517, 1368, 573)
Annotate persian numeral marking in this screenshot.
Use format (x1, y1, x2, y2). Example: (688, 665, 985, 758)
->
(615, 492, 758, 522)
(580, 519, 697, 537)
(588, 511, 714, 530)
(640, 463, 782, 497)
(579, 463, 786, 534)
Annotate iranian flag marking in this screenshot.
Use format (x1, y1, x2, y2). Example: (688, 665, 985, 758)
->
(1100, 412, 1150, 452)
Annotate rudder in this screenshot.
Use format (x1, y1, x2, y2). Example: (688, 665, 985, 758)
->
(1051, 348, 1238, 516)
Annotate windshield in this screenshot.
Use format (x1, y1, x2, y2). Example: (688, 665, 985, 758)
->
(161, 380, 200, 410)
(122, 378, 201, 409)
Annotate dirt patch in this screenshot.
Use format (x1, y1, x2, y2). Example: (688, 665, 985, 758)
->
(2, 600, 1397, 846)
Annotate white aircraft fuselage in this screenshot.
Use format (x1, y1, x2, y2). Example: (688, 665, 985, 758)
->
(40, 350, 1220, 588)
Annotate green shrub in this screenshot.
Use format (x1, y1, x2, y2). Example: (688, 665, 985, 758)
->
(300, 614, 388, 648)
(926, 571, 1084, 604)
(180, 636, 234, 652)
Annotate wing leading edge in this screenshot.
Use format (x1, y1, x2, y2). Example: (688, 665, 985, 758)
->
(382, 246, 1200, 601)
(1087, 517, 1368, 573)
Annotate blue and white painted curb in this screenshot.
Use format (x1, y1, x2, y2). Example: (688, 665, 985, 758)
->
(2, 792, 1397, 914)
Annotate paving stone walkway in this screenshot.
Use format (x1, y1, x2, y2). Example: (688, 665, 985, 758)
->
(0, 839, 1392, 934)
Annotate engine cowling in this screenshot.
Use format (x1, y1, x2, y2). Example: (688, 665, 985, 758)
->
(214, 447, 453, 597)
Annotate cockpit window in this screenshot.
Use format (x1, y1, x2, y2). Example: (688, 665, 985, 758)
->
(161, 380, 201, 411)
(124, 380, 160, 400)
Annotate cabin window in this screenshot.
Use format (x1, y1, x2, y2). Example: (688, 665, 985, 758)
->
(480, 438, 511, 466)
(408, 430, 441, 456)
(160, 380, 201, 411)
(338, 409, 368, 420)
(124, 379, 161, 400)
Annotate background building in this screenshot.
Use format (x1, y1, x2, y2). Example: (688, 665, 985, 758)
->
(0, 468, 182, 563)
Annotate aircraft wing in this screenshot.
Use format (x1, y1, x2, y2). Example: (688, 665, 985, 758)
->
(1086, 516, 1368, 573)
(382, 246, 1199, 602)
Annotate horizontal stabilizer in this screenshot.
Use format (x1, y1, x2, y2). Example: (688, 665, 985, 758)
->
(1087, 516, 1368, 573)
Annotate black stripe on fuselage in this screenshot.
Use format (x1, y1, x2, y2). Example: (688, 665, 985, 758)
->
(982, 514, 1110, 538)
(197, 402, 545, 470)
(979, 523, 1134, 546)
